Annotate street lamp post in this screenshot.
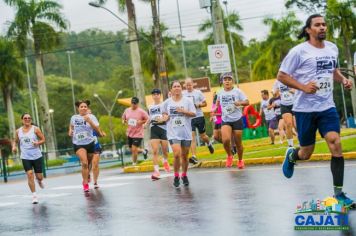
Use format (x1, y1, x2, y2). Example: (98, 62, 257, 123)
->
(94, 90, 122, 152)
(248, 60, 252, 82)
(48, 109, 57, 153)
(176, 0, 188, 77)
(222, 0, 239, 84)
(66, 51, 76, 114)
(25, 57, 36, 124)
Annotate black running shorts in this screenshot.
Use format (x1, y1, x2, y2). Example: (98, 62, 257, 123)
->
(22, 157, 43, 173)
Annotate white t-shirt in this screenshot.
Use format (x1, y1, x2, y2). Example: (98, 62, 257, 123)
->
(261, 99, 275, 121)
(18, 126, 42, 160)
(70, 114, 99, 145)
(273, 80, 294, 106)
(148, 103, 166, 130)
(182, 89, 205, 118)
(279, 41, 338, 112)
(217, 88, 248, 122)
(162, 97, 196, 141)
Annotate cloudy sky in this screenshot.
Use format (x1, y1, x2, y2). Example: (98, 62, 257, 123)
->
(0, 0, 306, 41)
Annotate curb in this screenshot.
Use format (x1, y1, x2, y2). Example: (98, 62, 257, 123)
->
(123, 152, 356, 173)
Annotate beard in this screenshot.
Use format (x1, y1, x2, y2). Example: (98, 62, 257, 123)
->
(317, 32, 326, 40)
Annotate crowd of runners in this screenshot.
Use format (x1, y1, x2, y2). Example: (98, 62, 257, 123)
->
(10, 14, 355, 206)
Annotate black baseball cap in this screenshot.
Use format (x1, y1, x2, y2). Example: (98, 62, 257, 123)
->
(151, 88, 161, 94)
(131, 97, 139, 104)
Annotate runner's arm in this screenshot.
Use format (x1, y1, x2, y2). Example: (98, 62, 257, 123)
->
(234, 100, 249, 107)
(12, 130, 19, 153)
(68, 124, 73, 137)
(333, 69, 353, 90)
(34, 127, 46, 146)
(277, 71, 318, 94)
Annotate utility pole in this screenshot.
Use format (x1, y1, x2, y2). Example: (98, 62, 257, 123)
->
(151, 0, 169, 99)
(66, 51, 76, 114)
(211, 0, 226, 44)
(176, 0, 188, 78)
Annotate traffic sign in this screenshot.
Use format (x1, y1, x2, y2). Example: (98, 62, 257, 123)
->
(208, 44, 232, 74)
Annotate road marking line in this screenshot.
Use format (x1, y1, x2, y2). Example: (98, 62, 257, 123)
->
(0, 202, 18, 207)
(50, 182, 131, 190)
(101, 173, 173, 181)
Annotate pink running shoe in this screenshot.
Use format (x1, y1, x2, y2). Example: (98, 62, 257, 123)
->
(83, 183, 89, 192)
(163, 161, 170, 173)
(237, 160, 245, 169)
(226, 156, 233, 168)
(151, 171, 160, 180)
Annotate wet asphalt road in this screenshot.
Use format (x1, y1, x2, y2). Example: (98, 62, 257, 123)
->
(1, 161, 356, 236)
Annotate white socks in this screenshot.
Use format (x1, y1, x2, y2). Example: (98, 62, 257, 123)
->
(287, 139, 294, 147)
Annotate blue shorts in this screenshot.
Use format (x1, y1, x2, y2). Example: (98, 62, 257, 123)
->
(295, 107, 340, 146)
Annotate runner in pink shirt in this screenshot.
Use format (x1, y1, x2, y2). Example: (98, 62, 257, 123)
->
(122, 97, 149, 165)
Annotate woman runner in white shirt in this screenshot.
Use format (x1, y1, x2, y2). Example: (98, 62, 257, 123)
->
(68, 100, 101, 192)
(162, 81, 196, 188)
(12, 113, 46, 204)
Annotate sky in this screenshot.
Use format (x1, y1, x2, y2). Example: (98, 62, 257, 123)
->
(0, 0, 307, 42)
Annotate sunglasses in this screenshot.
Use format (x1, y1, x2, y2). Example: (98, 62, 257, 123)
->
(23, 117, 32, 120)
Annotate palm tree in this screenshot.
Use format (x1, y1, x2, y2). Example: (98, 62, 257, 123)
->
(4, 0, 68, 158)
(326, 0, 356, 117)
(0, 38, 24, 139)
(252, 12, 301, 80)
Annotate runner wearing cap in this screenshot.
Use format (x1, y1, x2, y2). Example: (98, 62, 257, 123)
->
(183, 78, 214, 165)
(161, 81, 196, 188)
(122, 97, 149, 165)
(216, 72, 249, 168)
(269, 89, 286, 144)
(210, 92, 222, 143)
(148, 88, 170, 180)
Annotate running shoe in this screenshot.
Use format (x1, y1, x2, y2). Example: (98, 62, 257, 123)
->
(143, 149, 148, 160)
(335, 192, 354, 207)
(173, 177, 180, 188)
(237, 160, 245, 169)
(282, 147, 296, 178)
(163, 161, 171, 172)
(37, 179, 45, 189)
(208, 144, 215, 154)
(83, 183, 90, 192)
(151, 171, 160, 180)
(94, 183, 100, 189)
(32, 195, 39, 204)
(225, 155, 233, 168)
(189, 156, 198, 165)
(182, 176, 189, 186)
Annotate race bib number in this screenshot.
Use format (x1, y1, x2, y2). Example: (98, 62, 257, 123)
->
(172, 117, 185, 127)
(128, 118, 137, 127)
(281, 91, 293, 103)
(76, 132, 89, 141)
(316, 76, 333, 95)
(275, 107, 281, 115)
(223, 104, 236, 115)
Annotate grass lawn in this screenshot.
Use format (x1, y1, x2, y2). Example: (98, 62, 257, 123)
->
(138, 128, 356, 166)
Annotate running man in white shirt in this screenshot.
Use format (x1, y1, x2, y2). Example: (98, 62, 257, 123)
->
(279, 14, 354, 206)
(12, 113, 46, 204)
(162, 81, 196, 188)
(148, 88, 170, 180)
(183, 78, 214, 165)
(216, 72, 249, 168)
(260, 90, 277, 145)
(273, 80, 296, 147)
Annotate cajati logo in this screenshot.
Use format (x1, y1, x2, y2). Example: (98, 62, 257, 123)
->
(294, 197, 350, 231)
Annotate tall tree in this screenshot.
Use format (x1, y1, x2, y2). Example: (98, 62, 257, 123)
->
(0, 38, 24, 139)
(5, 0, 67, 158)
(252, 12, 301, 80)
(285, 0, 327, 13)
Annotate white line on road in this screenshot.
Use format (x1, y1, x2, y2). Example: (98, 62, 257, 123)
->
(50, 182, 131, 190)
(0, 202, 19, 207)
(101, 173, 173, 182)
